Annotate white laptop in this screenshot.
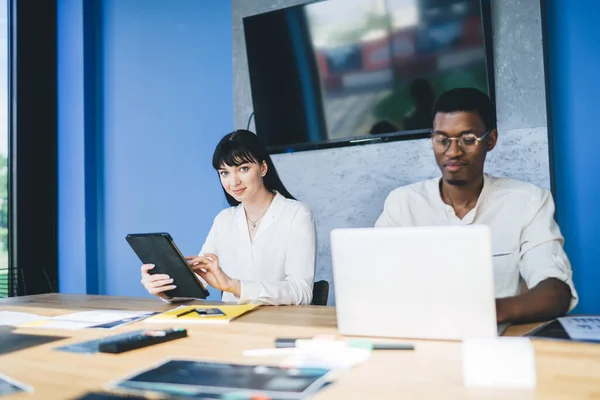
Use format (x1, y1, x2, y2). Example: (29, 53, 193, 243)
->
(330, 225, 498, 341)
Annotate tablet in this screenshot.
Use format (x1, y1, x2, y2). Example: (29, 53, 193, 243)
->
(525, 317, 600, 343)
(108, 359, 330, 399)
(126, 232, 209, 299)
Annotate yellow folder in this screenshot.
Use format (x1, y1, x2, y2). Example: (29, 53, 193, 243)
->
(144, 304, 259, 324)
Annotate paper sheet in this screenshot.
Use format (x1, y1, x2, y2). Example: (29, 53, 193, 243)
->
(558, 316, 600, 341)
(0, 311, 47, 327)
(244, 339, 372, 370)
(280, 347, 371, 370)
(23, 310, 156, 330)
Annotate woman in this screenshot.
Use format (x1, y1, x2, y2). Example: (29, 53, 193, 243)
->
(140, 130, 316, 305)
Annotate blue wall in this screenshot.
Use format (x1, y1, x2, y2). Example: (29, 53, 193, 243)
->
(58, 0, 87, 294)
(547, 1, 600, 314)
(58, 0, 232, 300)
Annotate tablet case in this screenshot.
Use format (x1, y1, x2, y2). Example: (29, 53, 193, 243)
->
(126, 233, 209, 299)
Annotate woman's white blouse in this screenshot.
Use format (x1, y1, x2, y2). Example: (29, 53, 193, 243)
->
(199, 192, 316, 305)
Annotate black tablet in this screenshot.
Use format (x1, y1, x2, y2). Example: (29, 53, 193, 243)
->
(126, 232, 209, 299)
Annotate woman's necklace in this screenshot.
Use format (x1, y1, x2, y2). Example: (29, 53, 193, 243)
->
(246, 193, 275, 232)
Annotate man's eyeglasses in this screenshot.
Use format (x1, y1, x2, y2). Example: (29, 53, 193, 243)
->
(429, 130, 491, 153)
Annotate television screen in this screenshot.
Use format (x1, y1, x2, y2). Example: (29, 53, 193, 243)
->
(243, 0, 494, 153)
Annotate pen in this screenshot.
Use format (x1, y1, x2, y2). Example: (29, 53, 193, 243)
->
(174, 308, 195, 318)
(368, 342, 415, 350)
(274, 338, 415, 351)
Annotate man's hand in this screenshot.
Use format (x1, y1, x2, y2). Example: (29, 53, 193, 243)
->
(496, 278, 572, 324)
(186, 254, 241, 297)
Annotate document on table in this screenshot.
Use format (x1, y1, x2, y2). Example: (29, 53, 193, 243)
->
(0, 311, 47, 327)
(558, 316, 600, 342)
(21, 310, 157, 330)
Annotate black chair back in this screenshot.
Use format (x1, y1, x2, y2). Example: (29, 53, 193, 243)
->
(311, 280, 329, 306)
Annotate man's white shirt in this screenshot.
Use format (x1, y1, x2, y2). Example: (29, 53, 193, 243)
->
(376, 174, 578, 309)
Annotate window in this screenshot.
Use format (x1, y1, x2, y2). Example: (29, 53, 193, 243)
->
(0, 0, 8, 297)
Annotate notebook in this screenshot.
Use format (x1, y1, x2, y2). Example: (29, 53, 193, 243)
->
(144, 305, 259, 324)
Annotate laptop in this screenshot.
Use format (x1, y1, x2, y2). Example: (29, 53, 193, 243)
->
(330, 225, 498, 341)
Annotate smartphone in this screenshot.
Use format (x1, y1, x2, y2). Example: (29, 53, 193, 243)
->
(193, 308, 225, 317)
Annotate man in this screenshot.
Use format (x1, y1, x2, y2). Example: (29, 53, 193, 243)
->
(376, 87, 577, 324)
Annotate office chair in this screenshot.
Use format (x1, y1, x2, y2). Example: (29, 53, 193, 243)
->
(311, 280, 329, 306)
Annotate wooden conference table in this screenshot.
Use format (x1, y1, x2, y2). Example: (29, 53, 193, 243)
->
(1, 294, 599, 399)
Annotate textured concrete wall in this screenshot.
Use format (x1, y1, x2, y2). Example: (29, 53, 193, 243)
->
(491, 0, 548, 131)
(233, 0, 549, 304)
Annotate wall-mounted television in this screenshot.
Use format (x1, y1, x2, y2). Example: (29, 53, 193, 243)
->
(243, 0, 495, 153)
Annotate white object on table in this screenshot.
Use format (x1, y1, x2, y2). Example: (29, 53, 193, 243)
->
(462, 337, 537, 389)
(244, 339, 371, 370)
(0, 311, 47, 327)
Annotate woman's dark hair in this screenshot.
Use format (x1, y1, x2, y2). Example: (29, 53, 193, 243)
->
(212, 129, 296, 206)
